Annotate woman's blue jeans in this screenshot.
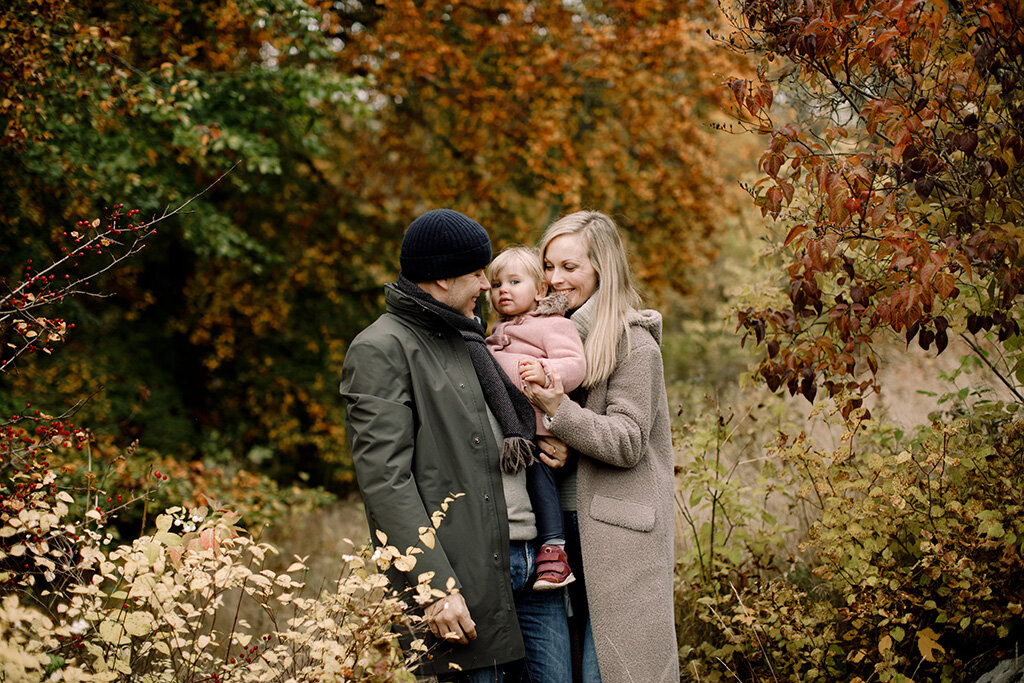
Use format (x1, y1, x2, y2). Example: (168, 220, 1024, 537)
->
(460, 541, 571, 682)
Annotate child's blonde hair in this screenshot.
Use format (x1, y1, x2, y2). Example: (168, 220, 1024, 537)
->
(486, 246, 546, 320)
(486, 246, 545, 291)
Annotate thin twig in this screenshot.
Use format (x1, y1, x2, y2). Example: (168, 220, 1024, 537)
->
(959, 332, 1024, 403)
(730, 581, 780, 683)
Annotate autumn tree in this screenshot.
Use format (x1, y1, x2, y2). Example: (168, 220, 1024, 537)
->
(4, 0, 746, 487)
(328, 0, 741, 293)
(182, 0, 747, 483)
(678, 3, 1024, 679)
(2, 0, 370, 483)
(726, 0, 1024, 406)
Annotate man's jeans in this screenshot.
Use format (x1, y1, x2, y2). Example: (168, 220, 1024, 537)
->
(564, 511, 602, 683)
(460, 541, 571, 683)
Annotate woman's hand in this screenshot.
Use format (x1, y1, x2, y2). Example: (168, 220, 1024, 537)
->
(522, 366, 565, 417)
(536, 436, 570, 469)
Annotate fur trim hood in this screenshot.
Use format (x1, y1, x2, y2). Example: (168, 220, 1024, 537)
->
(531, 290, 572, 317)
(626, 307, 663, 346)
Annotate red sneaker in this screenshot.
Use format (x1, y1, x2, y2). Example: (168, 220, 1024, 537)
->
(533, 544, 576, 590)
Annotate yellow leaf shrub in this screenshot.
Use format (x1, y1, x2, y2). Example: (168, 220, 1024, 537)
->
(0, 455, 438, 682)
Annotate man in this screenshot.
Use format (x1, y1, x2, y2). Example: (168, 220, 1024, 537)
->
(339, 209, 569, 681)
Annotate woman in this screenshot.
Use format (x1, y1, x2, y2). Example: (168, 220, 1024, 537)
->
(521, 211, 678, 683)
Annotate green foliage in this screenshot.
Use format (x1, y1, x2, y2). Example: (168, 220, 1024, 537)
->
(0, 194, 333, 538)
(1, 0, 369, 488)
(0, 167, 443, 680)
(675, 398, 794, 585)
(680, 392, 1024, 682)
(674, 395, 806, 680)
(57, 439, 334, 541)
(661, 206, 771, 397)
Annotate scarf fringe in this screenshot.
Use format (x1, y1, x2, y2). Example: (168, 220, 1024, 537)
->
(500, 437, 535, 474)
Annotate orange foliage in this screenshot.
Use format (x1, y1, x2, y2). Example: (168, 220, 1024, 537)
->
(3, 1, 749, 489)
(331, 0, 743, 293)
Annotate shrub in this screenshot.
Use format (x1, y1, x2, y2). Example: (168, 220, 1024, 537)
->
(679, 393, 1024, 682)
(726, 0, 1024, 405)
(0, 448, 446, 681)
(0, 196, 443, 681)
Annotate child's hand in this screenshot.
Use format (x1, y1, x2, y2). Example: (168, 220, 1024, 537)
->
(518, 359, 547, 386)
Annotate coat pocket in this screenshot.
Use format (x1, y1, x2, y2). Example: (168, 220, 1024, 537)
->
(589, 494, 656, 532)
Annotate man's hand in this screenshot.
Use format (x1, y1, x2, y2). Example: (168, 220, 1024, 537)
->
(536, 436, 570, 469)
(518, 359, 547, 386)
(424, 593, 477, 645)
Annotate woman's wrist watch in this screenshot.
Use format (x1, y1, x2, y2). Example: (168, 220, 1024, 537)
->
(542, 412, 554, 430)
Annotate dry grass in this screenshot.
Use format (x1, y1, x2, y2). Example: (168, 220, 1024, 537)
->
(668, 326, 1018, 568)
(225, 494, 372, 634)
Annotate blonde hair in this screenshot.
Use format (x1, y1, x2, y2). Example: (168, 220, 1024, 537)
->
(540, 211, 641, 387)
(485, 246, 545, 319)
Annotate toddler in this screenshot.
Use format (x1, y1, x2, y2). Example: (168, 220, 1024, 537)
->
(486, 246, 586, 590)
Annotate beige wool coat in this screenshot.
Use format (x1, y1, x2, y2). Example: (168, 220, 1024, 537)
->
(546, 301, 679, 683)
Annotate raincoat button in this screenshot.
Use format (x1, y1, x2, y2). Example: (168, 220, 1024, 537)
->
(473, 436, 481, 444)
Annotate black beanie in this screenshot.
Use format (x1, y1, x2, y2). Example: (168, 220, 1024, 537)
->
(399, 209, 492, 281)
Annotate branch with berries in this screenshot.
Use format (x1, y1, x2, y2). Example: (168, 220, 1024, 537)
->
(1, 163, 238, 375)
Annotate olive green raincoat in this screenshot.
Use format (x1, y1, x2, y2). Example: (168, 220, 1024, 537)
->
(340, 284, 524, 676)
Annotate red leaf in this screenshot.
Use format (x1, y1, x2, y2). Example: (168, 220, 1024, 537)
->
(780, 180, 794, 204)
(784, 224, 808, 247)
(730, 78, 748, 108)
(934, 272, 955, 299)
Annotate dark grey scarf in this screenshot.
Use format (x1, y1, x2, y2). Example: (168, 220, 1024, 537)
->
(396, 275, 536, 474)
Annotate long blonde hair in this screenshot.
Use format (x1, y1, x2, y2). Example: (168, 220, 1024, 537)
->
(540, 211, 641, 387)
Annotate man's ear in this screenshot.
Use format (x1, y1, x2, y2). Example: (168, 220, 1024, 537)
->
(434, 278, 452, 292)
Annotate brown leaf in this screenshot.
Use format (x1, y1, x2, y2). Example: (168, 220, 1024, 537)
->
(784, 224, 808, 247)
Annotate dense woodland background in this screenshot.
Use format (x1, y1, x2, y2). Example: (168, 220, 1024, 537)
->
(1, 0, 740, 492)
(2, 1, 1023, 681)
